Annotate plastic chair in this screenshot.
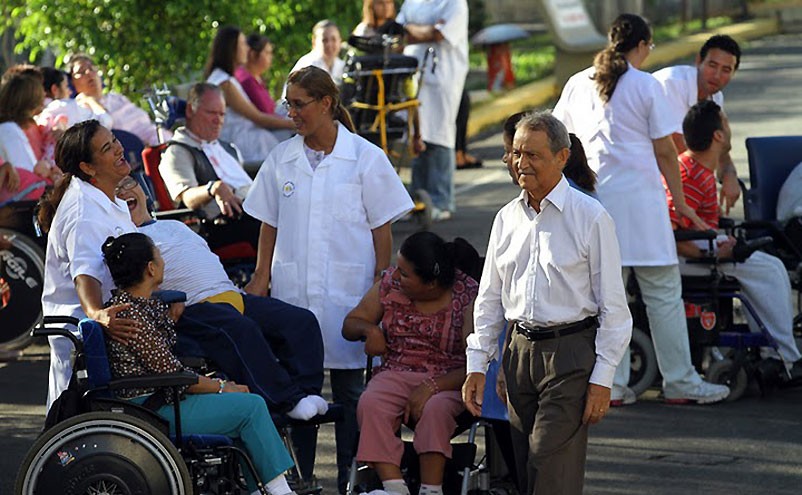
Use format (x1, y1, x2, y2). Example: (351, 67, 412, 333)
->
(744, 135, 802, 222)
(113, 128, 146, 169)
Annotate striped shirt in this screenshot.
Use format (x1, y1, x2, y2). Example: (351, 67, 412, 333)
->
(665, 153, 719, 229)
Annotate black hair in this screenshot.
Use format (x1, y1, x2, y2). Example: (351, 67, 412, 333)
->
(699, 34, 741, 70)
(682, 99, 723, 152)
(41, 67, 66, 97)
(37, 120, 104, 232)
(205, 25, 242, 78)
(564, 133, 596, 192)
(502, 111, 527, 142)
(102, 233, 156, 289)
(399, 232, 481, 286)
(246, 33, 271, 53)
(592, 13, 651, 103)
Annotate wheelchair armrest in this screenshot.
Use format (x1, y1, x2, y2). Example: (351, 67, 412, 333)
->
(153, 207, 196, 220)
(731, 236, 773, 263)
(674, 229, 717, 242)
(107, 370, 199, 392)
(153, 290, 187, 304)
(178, 356, 209, 370)
(718, 217, 736, 230)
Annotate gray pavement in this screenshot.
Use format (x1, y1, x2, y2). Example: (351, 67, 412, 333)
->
(4, 33, 802, 495)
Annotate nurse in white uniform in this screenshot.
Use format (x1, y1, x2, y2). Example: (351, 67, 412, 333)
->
(552, 14, 729, 405)
(38, 120, 138, 411)
(243, 66, 413, 492)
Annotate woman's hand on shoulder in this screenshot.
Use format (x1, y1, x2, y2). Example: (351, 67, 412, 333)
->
(91, 304, 142, 344)
(243, 276, 269, 297)
(168, 302, 185, 322)
(364, 325, 387, 356)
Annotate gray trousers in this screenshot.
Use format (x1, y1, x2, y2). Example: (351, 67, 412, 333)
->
(503, 327, 597, 495)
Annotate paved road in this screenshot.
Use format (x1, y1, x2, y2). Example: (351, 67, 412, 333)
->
(3, 33, 802, 495)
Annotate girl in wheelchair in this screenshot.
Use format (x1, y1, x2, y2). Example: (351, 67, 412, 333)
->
(101, 231, 297, 495)
(342, 232, 481, 495)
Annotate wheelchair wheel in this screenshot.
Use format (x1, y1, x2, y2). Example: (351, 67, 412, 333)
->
(628, 327, 658, 396)
(705, 359, 748, 402)
(16, 411, 192, 495)
(0, 228, 44, 352)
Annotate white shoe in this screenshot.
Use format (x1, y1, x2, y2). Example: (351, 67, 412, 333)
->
(431, 207, 452, 222)
(665, 381, 730, 404)
(610, 386, 637, 407)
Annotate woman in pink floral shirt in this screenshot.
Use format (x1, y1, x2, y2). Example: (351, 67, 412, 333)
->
(343, 231, 481, 495)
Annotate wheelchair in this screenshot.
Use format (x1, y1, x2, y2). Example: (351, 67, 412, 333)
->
(16, 316, 264, 494)
(0, 196, 46, 353)
(624, 227, 799, 402)
(342, 34, 435, 230)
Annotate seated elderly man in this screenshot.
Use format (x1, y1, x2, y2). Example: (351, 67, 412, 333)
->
(69, 54, 163, 145)
(159, 82, 260, 250)
(667, 100, 802, 382)
(115, 174, 328, 421)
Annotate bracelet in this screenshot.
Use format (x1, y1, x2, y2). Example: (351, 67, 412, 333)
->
(216, 378, 226, 394)
(424, 377, 440, 395)
(206, 180, 216, 198)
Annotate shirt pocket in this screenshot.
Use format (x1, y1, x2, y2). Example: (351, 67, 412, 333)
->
(332, 184, 365, 224)
(327, 261, 367, 309)
(271, 261, 300, 304)
(537, 231, 584, 281)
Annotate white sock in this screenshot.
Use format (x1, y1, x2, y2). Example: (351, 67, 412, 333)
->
(287, 396, 318, 420)
(307, 394, 329, 415)
(418, 484, 443, 495)
(262, 474, 293, 495)
(382, 479, 410, 495)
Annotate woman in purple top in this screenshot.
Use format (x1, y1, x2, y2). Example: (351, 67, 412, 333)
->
(235, 34, 278, 115)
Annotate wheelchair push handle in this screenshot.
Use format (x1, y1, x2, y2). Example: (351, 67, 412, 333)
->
(673, 229, 718, 242)
(33, 316, 82, 346)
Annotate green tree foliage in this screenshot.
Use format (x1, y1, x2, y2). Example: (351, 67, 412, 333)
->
(2, 0, 361, 100)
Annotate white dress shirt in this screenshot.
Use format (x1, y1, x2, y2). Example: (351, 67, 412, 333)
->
(652, 65, 724, 135)
(466, 177, 632, 388)
(0, 122, 37, 172)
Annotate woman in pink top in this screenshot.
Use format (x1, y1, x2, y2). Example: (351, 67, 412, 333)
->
(342, 232, 481, 495)
(235, 34, 277, 115)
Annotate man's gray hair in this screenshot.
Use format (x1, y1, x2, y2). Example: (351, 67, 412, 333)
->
(515, 111, 571, 154)
(187, 82, 222, 113)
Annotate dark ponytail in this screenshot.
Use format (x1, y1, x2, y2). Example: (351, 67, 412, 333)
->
(37, 120, 102, 232)
(592, 13, 651, 103)
(102, 233, 156, 289)
(399, 232, 481, 287)
(286, 65, 356, 133)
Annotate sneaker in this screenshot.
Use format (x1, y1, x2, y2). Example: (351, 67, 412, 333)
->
(664, 381, 730, 404)
(431, 207, 452, 222)
(610, 386, 637, 407)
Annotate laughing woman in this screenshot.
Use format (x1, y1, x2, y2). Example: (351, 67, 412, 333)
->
(38, 120, 138, 410)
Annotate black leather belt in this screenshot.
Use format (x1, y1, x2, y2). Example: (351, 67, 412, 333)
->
(513, 316, 598, 342)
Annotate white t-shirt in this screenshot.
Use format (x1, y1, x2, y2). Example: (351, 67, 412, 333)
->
(140, 219, 238, 305)
(553, 64, 678, 266)
(243, 124, 413, 368)
(397, 0, 469, 148)
(0, 121, 37, 171)
(652, 65, 725, 135)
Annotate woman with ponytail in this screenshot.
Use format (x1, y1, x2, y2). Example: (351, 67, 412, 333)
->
(552, 14, 730, 406)
(38, 120, 139, 411)
(342, 232, 480, 495)
(243, 65, 413, 492)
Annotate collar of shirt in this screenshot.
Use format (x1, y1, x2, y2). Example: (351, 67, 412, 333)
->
(73, 175, 132, 218)
(280, 122, 358, 169)
(515, 175, 569, 216)
(182, 127, 217, 147)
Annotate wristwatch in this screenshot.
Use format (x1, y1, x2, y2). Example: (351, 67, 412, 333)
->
(206, 180, 216, 198)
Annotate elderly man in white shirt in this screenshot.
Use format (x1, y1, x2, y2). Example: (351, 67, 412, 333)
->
(462, 112, 632, 495)
(397, 0, 469, 220)
(653, 34, 741, 213)
(160, 82, 260, 250)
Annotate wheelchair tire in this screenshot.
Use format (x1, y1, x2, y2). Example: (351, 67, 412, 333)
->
(0, 228, 44, 351)
(15, 411, 192, 495)
(705, 359, 748, 402)
(628, 327, 658, 397)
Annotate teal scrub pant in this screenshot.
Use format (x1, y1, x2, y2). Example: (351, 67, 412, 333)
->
(132, 392, 294, 484)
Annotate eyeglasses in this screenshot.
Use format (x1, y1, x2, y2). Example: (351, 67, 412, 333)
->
(282, 98, 318, 112)
(72, 66, 98, 79)
(115, 176, 138, 195)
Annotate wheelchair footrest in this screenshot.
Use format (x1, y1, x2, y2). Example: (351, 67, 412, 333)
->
(718, 332, 770, 348)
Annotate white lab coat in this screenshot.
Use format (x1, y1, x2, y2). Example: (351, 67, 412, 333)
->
(243, 124, 413, 368)
(41, 177, 137, 410)
(397, 0, 469, 148)
(553, 64, 678, 266)
(652, 65, 724, 135)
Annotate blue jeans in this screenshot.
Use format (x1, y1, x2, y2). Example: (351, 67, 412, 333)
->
(132, 393, 294, 485)
(411, 142, 455, 212)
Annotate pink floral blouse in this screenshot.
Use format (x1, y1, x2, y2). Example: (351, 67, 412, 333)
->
(377, 266, 478, 376)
